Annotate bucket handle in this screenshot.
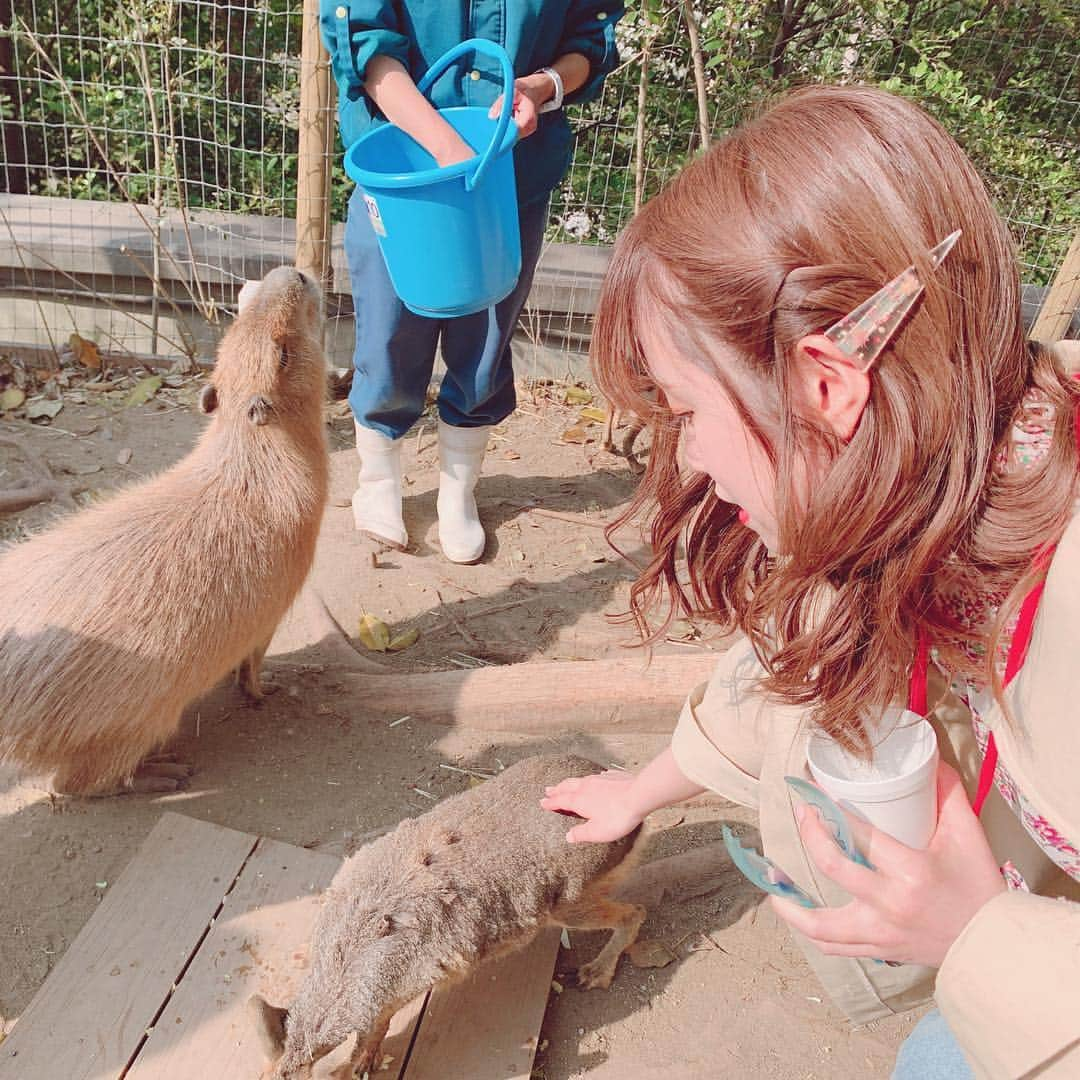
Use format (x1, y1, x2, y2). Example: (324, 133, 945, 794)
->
(415, 38, 516, 193)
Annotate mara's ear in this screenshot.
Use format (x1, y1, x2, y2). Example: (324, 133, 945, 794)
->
(247, 994, 288, 1060)
(199, 383, 218, 414)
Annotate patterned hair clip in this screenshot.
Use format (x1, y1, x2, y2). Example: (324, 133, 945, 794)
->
(825, 230, 962, 369)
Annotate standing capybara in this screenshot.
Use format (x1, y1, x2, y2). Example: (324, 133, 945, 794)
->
(0, 267, 328, 795)
(250, 754, 646, 1080)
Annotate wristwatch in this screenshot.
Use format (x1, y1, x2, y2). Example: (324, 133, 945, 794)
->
(537, 66, 564, 114)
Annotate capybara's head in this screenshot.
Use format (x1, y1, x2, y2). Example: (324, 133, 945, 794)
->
(201, 267, 325, 428)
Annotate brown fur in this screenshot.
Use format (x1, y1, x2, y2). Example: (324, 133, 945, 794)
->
(251, 754, 646, 1080)
(0, 267, 329, 794)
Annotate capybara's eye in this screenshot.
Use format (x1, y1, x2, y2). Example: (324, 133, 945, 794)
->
(279, 346, 290, 370)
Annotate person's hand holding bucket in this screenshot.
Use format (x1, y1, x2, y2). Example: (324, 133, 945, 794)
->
(487, 70, 563, 139)
(771, 762, 1006, 967)
(345, 39, 522, 318)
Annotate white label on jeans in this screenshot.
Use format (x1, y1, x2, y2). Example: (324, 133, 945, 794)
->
(364, 194, 387, 237)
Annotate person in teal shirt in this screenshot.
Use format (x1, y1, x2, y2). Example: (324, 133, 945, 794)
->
(319, 1, 623, 564)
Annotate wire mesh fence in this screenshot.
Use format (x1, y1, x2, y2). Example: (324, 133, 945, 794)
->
(1, 0, 1078, 376)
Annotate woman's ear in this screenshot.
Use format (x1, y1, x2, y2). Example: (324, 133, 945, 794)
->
(792, 334, 871, 441)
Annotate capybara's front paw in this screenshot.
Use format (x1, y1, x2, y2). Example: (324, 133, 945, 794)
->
(129, 755, 195, 793)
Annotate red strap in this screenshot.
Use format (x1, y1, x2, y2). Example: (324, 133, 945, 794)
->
(908, 628, 929, 716)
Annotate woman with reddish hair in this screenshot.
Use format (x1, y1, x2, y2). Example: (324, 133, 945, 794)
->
(544, 84, 1080, 1077)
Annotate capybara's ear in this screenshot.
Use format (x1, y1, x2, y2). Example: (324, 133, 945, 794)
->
(247, 394, 273, 426)
(248, 994, 288, 1059)
(199, 384, 218, 414)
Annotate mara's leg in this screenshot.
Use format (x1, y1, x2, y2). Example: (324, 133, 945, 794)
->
(552, 892, 646, 991)
(327, 1012, 392, 1080)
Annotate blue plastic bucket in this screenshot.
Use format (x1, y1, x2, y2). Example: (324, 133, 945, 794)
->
(344, 39, 521, 319)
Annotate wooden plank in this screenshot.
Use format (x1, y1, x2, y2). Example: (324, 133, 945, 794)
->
(0, 813, 256, 1080)
(125, 837, 344, 1079)
(1032, 229, 1080, 342)
(402, 928, 560, 1080)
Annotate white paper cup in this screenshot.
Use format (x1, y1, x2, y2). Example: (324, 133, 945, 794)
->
(806, 707, 940, 849)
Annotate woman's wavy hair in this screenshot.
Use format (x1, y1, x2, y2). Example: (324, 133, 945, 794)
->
(594, 83, 1079, 753)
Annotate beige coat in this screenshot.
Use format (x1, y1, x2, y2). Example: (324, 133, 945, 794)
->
(672, 490, 1080, 1078)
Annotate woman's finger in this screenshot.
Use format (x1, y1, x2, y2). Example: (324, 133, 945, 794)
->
(768, 895, 882, 950)
(798, 804, 878, 897)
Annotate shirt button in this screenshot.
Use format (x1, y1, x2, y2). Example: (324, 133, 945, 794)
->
(335, 5, 346, 16)
(469, 69, 480, 81)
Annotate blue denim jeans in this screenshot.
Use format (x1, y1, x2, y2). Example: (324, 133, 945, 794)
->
(344, 187, 549, 437)
(892, 1010, 975, 1079)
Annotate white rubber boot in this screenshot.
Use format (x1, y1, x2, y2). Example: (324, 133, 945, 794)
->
(352, 421, 408, 549)
(436, 420, 490, 564)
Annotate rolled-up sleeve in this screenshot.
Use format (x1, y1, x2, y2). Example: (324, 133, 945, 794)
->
(670, 636, 768, 810)
(557, 2, 624, 104)
(319, 0, 411, 98)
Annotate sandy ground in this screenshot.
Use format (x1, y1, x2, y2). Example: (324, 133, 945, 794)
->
(0, 372, 916, 1077)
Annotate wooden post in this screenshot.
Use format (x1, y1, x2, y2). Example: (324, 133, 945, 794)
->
(1031, 229, 1080, 343)
(295, 0, 335, 284)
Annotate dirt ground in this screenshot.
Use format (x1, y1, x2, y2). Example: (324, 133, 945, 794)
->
(0, 367, 916, 1078)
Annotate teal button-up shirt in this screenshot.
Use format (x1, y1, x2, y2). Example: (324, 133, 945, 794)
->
(319, 0, 623, 205)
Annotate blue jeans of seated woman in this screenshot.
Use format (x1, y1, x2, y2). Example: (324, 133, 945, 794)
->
(344, 187, 549, 438)
(892, 1010, 975, 1079)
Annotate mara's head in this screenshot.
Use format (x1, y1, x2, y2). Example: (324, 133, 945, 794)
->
(596, 83, 1079, 750)
(200, 267, 326, 428)
(248, 903, 411, 1076)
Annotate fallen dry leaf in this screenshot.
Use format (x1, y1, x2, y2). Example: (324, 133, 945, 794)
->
(116, 447, 133, 466)
(560, 426, 589, 445)
(25, 398, 63, 420)
(579, 406, 607, 424)
(0, 387, 25, 412)
(627, 939, 676, 969)
(358, 613, 391, 652)
(564, 385, 593, 406)
(69, 331, 101, 370)
(124, 375, 163, 408)
(387, 627, 419, 652)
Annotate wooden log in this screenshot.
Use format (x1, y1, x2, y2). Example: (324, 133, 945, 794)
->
(340, 653, 719, 731)
(1032, 229, 1080, 343)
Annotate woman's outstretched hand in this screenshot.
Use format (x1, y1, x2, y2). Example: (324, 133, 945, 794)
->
(770, 762, 1006, 968)
(541, 770, 646, 843)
